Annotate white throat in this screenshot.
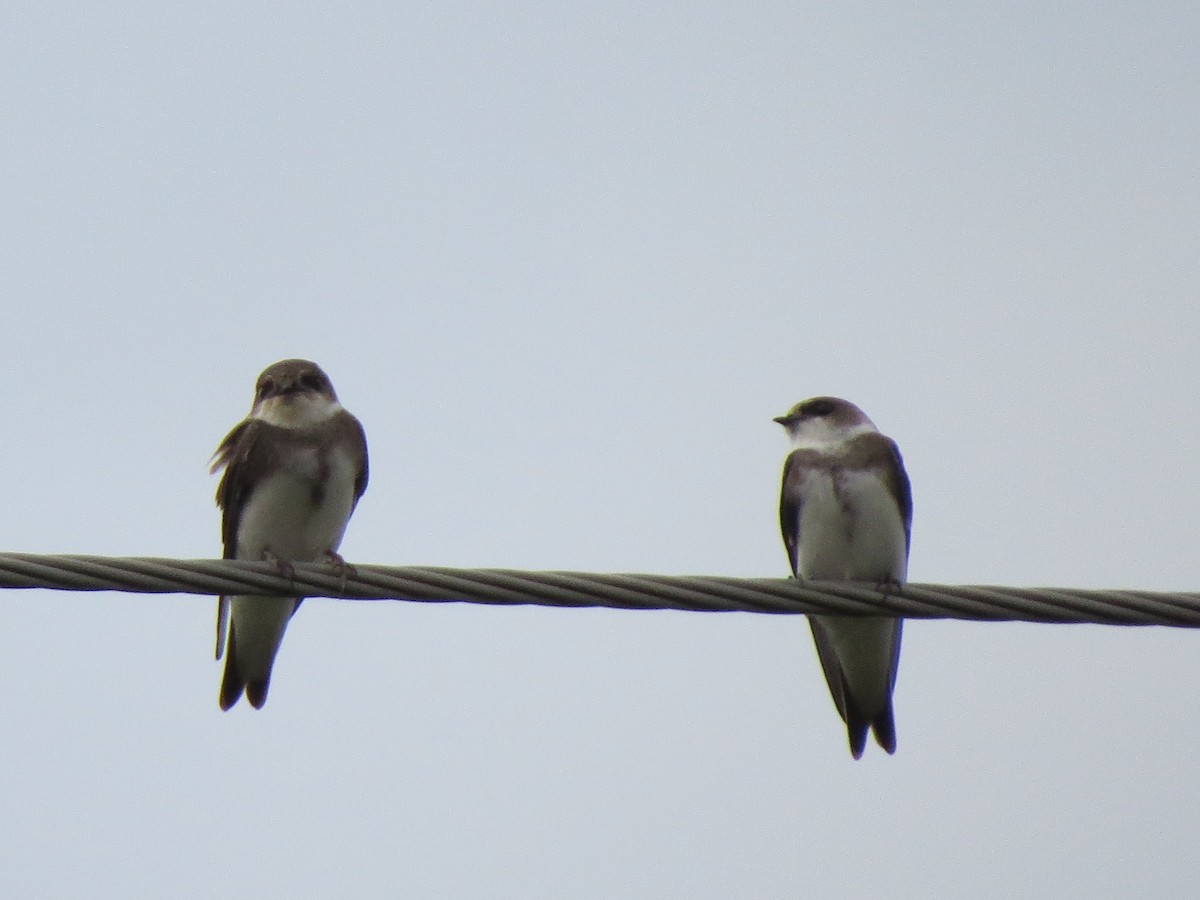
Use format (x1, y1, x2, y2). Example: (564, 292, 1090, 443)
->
(252, 394, 343, 429)
(788, 418, 876, 450)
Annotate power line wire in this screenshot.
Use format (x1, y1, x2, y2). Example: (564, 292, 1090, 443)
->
(1, 553, 1197, 626)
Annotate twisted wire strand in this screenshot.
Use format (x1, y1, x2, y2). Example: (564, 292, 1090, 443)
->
(1, 553, 1199, 626)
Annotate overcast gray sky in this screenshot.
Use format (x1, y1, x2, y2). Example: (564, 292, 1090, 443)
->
(2, 2, 1198, 897)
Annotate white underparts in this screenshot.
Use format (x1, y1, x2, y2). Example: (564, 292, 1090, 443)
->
(792, 468, 908, 582)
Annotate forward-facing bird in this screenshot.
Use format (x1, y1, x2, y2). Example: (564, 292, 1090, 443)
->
(211, 359, 369, 710)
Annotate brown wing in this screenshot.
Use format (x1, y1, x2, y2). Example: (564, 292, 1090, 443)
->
(884, 436, 913, 555)
(778, 449, 819, 575)
(210, 418, 268, 659)
(344, 412, 370, 507)
(212, 419, 286, 559)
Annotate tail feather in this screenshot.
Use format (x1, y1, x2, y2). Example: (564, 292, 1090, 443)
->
(810, 616, 901, 759)
(218, 598, 296, 710)
(246, 679, 271, 709)
(843, 692, 897, 758)
(219, 623, 245, 711)
(215, 596, 229, 660)
(872, 706, 898, 755)
(846, 721, 869, 760)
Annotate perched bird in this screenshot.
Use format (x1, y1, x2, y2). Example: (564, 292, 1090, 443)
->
(211, 359, 369, 710)
(775, 397, 912, 758)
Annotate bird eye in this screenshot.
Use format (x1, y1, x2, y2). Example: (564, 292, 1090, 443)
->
(258, 378, 276, 397)
(300, 373, 323, 391)
(803, 399, 835, 417)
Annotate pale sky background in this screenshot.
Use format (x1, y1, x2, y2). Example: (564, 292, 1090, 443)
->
(2, 3, 1198, 898)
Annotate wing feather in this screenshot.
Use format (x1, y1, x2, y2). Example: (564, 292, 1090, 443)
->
(346, 414, 369, 507)
(779, 449, 820, 575)
(210, 418, 265, 660)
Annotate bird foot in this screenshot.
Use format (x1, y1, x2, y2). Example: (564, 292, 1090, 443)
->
(875, 577, 904, 609)
(323, 550, 357, 591)
(261, 549, 296, 582)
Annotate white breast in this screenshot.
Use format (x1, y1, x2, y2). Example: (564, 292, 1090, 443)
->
(235, 444, 359, 562)
(793, 469, 908, 582)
